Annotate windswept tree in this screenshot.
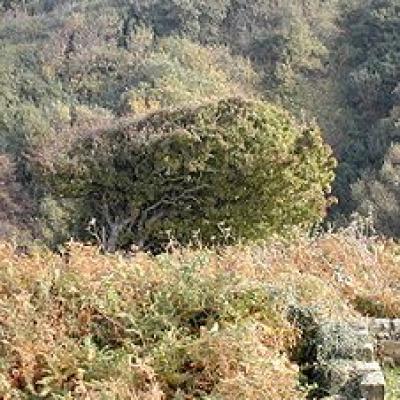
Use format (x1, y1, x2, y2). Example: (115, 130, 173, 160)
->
(33, 98, 336, 251)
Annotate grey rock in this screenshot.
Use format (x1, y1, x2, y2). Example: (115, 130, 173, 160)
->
(357, 342, 375, 362)
(370, 318, 391, 333)
(381, 355, 395, 368)
(360, 370, 385, 400)
(391, 319, 400, 338)
(378, 339, 400, 364)
(354, 361, 381, 374)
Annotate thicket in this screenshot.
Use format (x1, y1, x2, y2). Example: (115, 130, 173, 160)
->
(31, 98, 335, 251)
(0, 0, 400, 236)
(0, 228, 399, 398)
(0, 0, 399, 247)
(1, 2, 400, 398)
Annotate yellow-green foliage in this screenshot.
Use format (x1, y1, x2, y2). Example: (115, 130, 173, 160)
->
(385, 367, 400, 400)
(119, 37, 258, 115)
(34, 98, 336, 251)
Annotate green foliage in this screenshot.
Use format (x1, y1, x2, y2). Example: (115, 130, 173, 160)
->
(342, 0, 400, 122)
(118, 36, 258, 115)
(332, 0, 400, 217)
(1, 0, 399, 242)
(385, 367, 400, 400)
(34, 98, 336, 250)
(352, 143, 400, 237)
(0, 155, 33, 241)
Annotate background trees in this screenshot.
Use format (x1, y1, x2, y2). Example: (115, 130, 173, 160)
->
(352, 144, 400, 237)
(118, 37, 258, 115)
(1, 0, 399, 247)
(331, 0, 400, 218)
(0, 155, 33, 241)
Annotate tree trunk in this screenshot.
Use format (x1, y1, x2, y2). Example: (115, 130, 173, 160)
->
(103, 222, 122, 253)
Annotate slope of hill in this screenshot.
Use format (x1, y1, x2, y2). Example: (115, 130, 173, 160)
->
(1, 2, 400, 398)
(0, 227, 399, 398)
(0, 0, 399, 245)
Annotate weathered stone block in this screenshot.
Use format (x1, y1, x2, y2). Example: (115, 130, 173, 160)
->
(360, 370, 385, 400)
(350, 319, 369, 332)
(358, 342, 375, 362)
(379, 339, 400, 364)
(354, 327, 370, 340)
(328, 360, 357, 394)
(355, 361, 381, 373)
(391, 319, 400, 337)
(381, 356, 395, 368)
(370, 319, 391, 333)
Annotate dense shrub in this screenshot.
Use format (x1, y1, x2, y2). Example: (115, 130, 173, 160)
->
(352, 144, 400, 238)
(2, 0, 400, 238)
(118, 36, 258, 115)
(0, 155, 33, 241)
(33, 98, 336, 251)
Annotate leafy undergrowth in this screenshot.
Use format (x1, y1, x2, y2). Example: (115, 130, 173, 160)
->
(384, 367, 400, 399)
(0, 228, 400, 399)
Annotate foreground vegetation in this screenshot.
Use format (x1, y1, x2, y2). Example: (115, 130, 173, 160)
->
(0, 226, 399, 399)
(385, 367, 400, 400)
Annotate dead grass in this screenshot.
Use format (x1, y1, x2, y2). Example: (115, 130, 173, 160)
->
(0, 229, 399, 398)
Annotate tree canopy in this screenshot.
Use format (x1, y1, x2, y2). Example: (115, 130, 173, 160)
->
(34, 98, 336, 251)
(1, 0, 400, 246)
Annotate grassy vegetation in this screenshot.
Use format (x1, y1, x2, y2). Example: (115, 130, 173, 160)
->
(1, 226, 400, 398)
(1, 2, 400, 398)
(385, 367, 400, 400)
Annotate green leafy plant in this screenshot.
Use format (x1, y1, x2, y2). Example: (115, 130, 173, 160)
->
(34, 98, 336, 251)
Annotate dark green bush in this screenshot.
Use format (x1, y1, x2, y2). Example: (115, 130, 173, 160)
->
(34, 98, 336, 251)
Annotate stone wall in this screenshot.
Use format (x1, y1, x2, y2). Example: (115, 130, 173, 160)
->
(370, 318, 400, 366)
(320, 318, 396, 400)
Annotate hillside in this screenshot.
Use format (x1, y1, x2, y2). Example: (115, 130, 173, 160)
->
(1, 1, 400, 399)
(1, 228, 400, 399)
(0, 0, 399, 245)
